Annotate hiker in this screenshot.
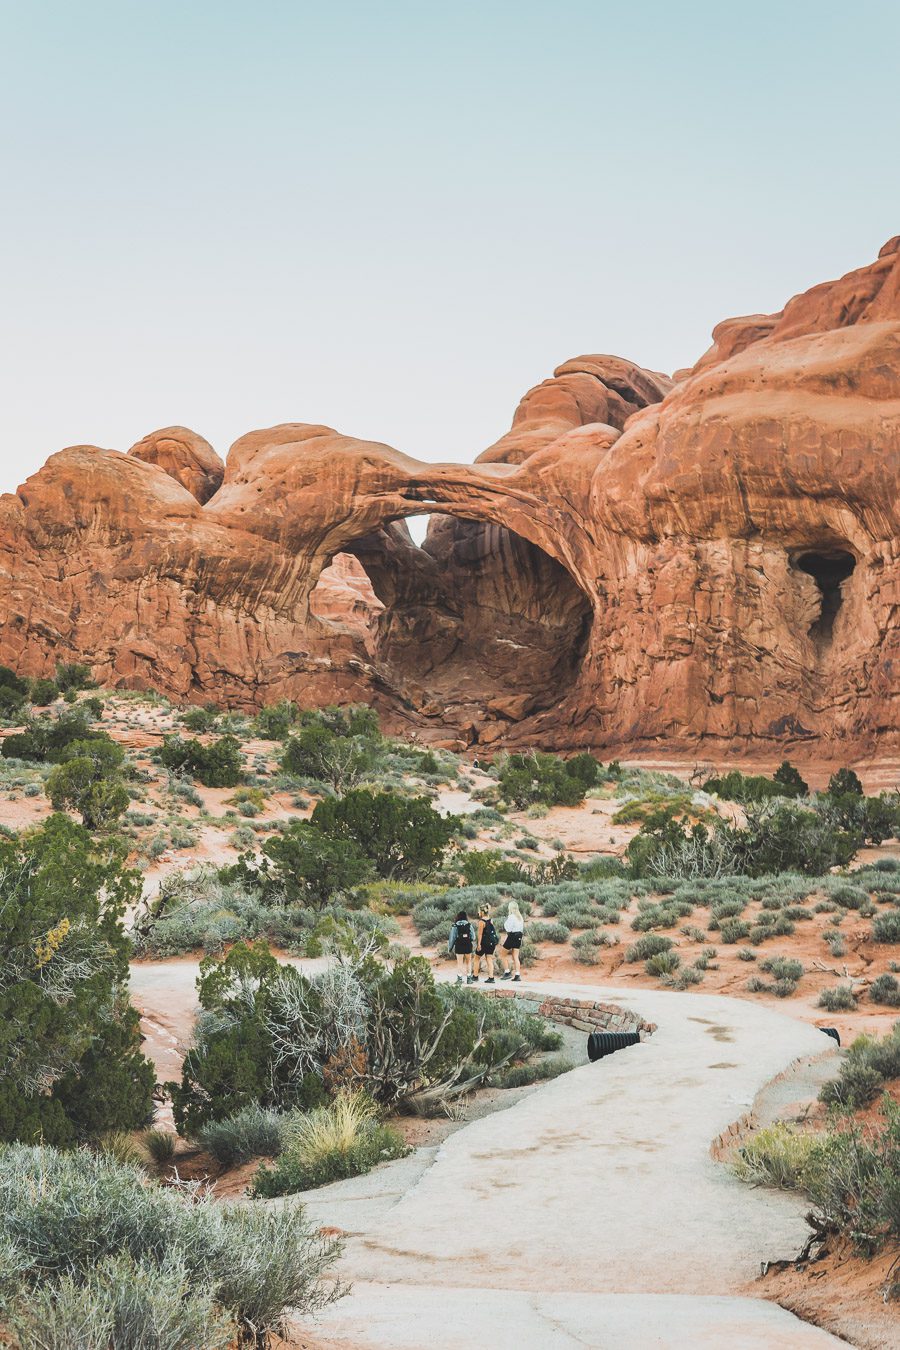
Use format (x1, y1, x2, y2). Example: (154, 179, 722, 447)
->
(448, 909, 475, 983)
(473, 903, 499, 984)
(500, 900, 525, 981)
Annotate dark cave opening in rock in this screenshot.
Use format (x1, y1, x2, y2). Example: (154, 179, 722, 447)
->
(311, 516, 593, 725)
(793, 549, 856, 642)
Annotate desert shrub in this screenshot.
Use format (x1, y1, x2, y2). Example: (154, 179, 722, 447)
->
(739, 801, 860, 875)
(0, 664, 30, 714)
(612, 793, 702, 826)
(564, 752, 601, 788)
(0, 1143, 340, 1345)
(159, 734, 243, 788)
(733, 1122, 820, 1189)
(645, 950, 680, 977)
(250, 1092, 406, 1197)
(869, 974, 900, 1007)
(497, 752, 587, 808)
(631, 898, 693, 931)
(823, 930, 847, 958)
(142, 1129, 177, 1168)
(171, 942, 551, 1131)
(0, 815, 155, 1145)
(718, 918, 751, 944)
(873, 910, 900, 944)
(492, 1053, 574, 1088)
(459, 848, 531, 885)
(571, 931, 608, 964)
(54, 661, 96, 692)
(527, 920, 571, 943)
(624, 933, 672, 963)
(818, 984, 858, 1012)
(28, 676, 60, 706)
(738, 947, 757, 961)
(702, 769, 785, 803)
(45, 735, 129, 830)
(180, 705, 220, 734)
(773, 761, 809, 797)
(760, 956, 803, 983)
(196, 1104, 288, 1167)
(824, 881, 870, 910)
(254, 700, 299, 740)
(828, 767, 864, 797)
(818, 791, 900, 846)
(281, 706, 379, 794)
(312, 788, 457, 879)
(1, 705, 103, 764)
(260, 821, 372, 908)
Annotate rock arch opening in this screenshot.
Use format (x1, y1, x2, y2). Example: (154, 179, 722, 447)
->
(792, 549, 856, 643)
(311, 514, 593, 730)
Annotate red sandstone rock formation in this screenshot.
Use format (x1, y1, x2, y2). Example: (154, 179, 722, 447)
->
(2, 239, 899, 753)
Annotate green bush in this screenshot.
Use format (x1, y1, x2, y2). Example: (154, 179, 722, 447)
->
(281, 706, 379, 793)
(492, 1053, 574, 1088)
(196, 1104, 288, 1167)
(527, 920, 571, 944)
(733, 1122, 820, 1189)
(869, 974, 900, 1007)
(261, 821, 372, 908)
(817, 984, 858, 1012)
(45, 736, 129, 830)
(498, 752, 587, 808)
(1, 706, 103, 764)
(760, 956, 803, 983)
(702, 769, 785, 803)
(0, 1144, 340, 1345)
(873, 910, 900, 944)
(564, 753, 602, 788)
(54, 661, 96, 692)
(180, 705, 220, 734)
(624, 933, 672, 963)
(250, 1093, 407, 1198)
(827, 767, 864, 797)
(312, 788, 457, 879)
(0, 816, 154, 1145)
(645, 950, 680, 977)
(29, 676, 60, 706)
(159, 734, 243, 788)
(254, 700, 299, 740)
(773, 761, 809, 797)
(458, 848, 531, 885)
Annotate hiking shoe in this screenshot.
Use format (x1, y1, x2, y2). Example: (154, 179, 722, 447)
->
(466, 975, 475, 984)
(513, 974, 521, 982)
(455, 976, 463, 983)
(501, 970, 512, 980)
(485, 977, 496, 984)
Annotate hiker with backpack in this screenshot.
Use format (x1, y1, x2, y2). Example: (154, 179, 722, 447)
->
(473, 903, 499, 984)
(500, 899, 525, 982)
(448, 909, 475, 984)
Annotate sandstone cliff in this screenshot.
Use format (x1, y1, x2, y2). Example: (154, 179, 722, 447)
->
(2, 240, 899, 753)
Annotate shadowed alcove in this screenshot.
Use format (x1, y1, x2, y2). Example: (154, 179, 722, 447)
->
(311, 512, 593, 725)
(792, 549, 857, 643)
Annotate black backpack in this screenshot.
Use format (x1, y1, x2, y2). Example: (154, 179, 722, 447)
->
(482, 918, 499, 947)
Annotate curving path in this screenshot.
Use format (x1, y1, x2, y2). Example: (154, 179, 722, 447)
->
(297, 979, 845, 1348)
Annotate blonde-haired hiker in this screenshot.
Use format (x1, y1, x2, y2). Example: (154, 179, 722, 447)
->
(500, 900, 525, 982)
(474, 903, 499, 984)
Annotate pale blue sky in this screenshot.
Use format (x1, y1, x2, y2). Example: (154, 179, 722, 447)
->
(1, 0, 898, 492)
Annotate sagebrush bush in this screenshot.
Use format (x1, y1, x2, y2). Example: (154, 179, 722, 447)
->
(492, 1054, 574, 1088)
(645, 950, 680, 978)
(873, 910, 900, 943)
(0, 1144, 341, 1346)
(624, 933, 672, 963)
(196, 1104, 287, 1167)
(869, 973, 900, 1007)
(818, 985, 858, 1012)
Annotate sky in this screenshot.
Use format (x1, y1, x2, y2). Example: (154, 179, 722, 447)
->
(1, 0, 899, 500)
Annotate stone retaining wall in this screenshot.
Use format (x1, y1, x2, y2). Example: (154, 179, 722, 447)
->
(709, 1046, 838, 1160)
(482, 988, 656, 1039)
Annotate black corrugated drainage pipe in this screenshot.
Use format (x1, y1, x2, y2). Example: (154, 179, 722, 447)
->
(587, 1030, 641, 1062)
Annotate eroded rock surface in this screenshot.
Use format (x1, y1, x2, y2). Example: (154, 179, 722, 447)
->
(2, 240, 899, 753)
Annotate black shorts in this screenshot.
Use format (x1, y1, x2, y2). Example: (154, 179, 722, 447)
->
(455, 939, 473, 955)
(503, 932, 523, 950)
(477, 942, 497, 956)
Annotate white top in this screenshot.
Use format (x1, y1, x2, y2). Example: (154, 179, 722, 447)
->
(504, 913, 524, 933)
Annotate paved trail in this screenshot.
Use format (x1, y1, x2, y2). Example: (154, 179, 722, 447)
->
(299, 980, 845, 1348)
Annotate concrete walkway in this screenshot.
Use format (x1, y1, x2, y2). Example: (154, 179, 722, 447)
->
(303, 980, 845, 1348)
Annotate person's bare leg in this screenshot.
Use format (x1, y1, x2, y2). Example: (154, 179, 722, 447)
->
(455, 952, 466, 980)
(512, 947, 521, 977)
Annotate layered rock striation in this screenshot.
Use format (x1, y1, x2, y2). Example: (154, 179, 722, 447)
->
(2, 240, 900, 753)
